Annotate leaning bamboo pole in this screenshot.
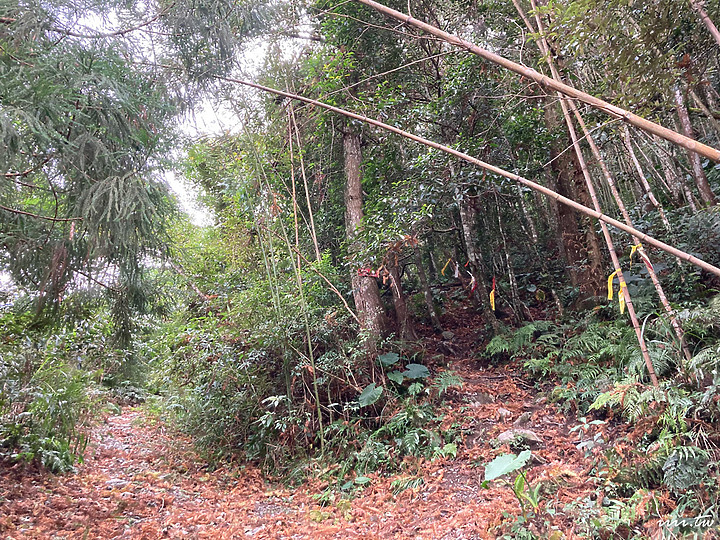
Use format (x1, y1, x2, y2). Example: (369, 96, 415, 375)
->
(216, 75, 720, 280)
(528, 0, 695, 371)
(352, 0, 720, 163)
(522, 0, 658, 385)
(563, 99, 659, 386)
(690, 0, 720, 49)
(578, 113, 693, 363)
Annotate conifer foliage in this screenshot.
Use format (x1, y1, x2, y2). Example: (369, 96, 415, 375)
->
(0, 0, 180, 331)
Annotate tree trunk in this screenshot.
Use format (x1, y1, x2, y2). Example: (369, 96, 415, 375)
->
(343, 129, 388, 349)
(454, 182, 499, 333)
(514, 183, 564, 316)
(674, 86, 717, 206)
(414, 245, 443, 331)
(545, 102, 606, 300)
(495, 191, 526, 321)
(386, 252, 418, 341)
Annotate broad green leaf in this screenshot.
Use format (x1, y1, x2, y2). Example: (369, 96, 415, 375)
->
(387, 371, 405, 384)
(378, 352, 400, 367)
(358, 383, 383, 407)
(354, 476, 371, 485)
(402, 363, 430, 379)
(484, 450, 532, 481)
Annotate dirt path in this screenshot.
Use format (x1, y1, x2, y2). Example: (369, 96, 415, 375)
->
(0, 359, 600, 539)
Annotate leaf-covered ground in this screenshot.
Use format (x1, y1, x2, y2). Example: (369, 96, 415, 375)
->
(1, 316, 642, 539)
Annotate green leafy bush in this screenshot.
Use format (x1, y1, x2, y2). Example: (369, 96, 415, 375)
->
(0, 339, 101, 472)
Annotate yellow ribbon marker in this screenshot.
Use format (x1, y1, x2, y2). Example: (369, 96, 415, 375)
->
(618, 281, 627, 314)
(629, 243, 642, 267)
(489, 289, 495, 311)
(441, 258, 452, 277)
(607, 270, 619, 300)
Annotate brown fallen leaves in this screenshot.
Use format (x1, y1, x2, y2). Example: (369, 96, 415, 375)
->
(0, 356, 619, 540)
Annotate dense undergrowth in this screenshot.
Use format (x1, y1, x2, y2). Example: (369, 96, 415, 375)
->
(3, 258, 720, 538)
(484, 293, 720, 537)
(0, 297, 129, 472)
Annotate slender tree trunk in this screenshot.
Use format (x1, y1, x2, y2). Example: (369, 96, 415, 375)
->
(289, 103, 322, 261)
(454, 182, 499, 333)
(514, 183, 564, 316)
(545, 102, 606, 299)
(674, 86, 717, 206)
(426, 235, 439, 277)
(496, 193, 527, 321)
(386, 252, 417, 341)
(414, 244, 442, 331)
(343, 129, 388, 351)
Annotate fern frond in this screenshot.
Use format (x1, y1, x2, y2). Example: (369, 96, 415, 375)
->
(662, 445, 710, 492)
(431, 371, 463, 397)
(512, 323, 537, 350)
(485, 335, 511, 356)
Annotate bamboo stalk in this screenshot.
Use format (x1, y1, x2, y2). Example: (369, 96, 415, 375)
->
(689, 88, 720, 136)
(588, 122, 691, 363)
(217, 75, 720, 280)
(523, 0, 657, 385)
(287, 107, 302, 271)
(289, 103, 323, 262)
(674, 86, 718, 205)
(620, 125, 672, 231)
(690, 0, 720, 48)
(352, 0, 720, 163)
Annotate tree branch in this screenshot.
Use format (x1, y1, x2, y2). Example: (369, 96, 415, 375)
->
(0, 204, 81, 222)
(214, 74, 720, 279)
(353, 0, 720, 163)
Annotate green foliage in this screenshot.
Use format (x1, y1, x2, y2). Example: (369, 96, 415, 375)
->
(402, 363, 430, 380)
(357, 383, 384, 408)
(484, 450, 543, 530)
(484, 450, 532, 482)
(0, 333, 102, 472)
(662, 446, 710, 492)
(430, 370, 464, 397)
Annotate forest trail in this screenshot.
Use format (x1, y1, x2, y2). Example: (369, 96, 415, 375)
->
(1, 337, 606, 539)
